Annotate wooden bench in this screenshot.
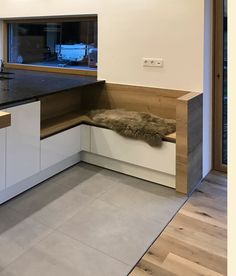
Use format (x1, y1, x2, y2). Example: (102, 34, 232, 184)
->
(40, 83, 202, 195)
(0, 111, 11, 129)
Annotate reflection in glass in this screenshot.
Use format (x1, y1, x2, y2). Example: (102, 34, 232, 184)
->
(7, 19, 97, 71)
(222, 0, 227, 164)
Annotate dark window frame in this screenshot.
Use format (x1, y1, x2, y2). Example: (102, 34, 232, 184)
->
(213, 0, 227, 172)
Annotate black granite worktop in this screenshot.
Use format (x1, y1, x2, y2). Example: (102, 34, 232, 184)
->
(0, 69, 105, 108)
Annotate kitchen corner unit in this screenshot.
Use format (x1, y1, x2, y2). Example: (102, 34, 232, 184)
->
(0, 69, 104, 204)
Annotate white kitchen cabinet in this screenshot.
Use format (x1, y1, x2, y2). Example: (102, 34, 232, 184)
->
(0, 128, 6, 192)
(41, 126, 81, 170)
(80, 124, 91, 151)
(6, 101, 41, 188)
(90, 126, 176, 175)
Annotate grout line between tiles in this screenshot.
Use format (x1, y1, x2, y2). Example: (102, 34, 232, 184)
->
(6, 195, 98, 231)
(52, 197, 186, 268)
(0, 224, 55, 273)
(1, 163, 187, 274)
(55, 227, 133, 268)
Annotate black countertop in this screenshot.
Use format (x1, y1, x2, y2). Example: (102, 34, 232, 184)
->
(0, 69, 105, 108)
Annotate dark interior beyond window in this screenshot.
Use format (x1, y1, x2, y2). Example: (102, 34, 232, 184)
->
(7, 18, 98, 71)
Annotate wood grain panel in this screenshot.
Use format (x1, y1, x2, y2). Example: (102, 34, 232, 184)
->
(40, 82, 105, 123)
(40, 88, 82, 122)
(0, 111, 11, 129)
(164, 132, 176, 143)
(176, 93, 203, 194)
(130, 172, 227, 276)
(40, 83, 180, 141)
(4, 63, 97, 77)
(81, 83, 188, 119)
(213, 0, 227, 173)
(41, 113, 93, 139)
(162, 253, 223, 276)
(40, 83, 203, 195)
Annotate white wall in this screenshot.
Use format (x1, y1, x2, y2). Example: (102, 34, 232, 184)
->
(0, 0, 212, 176)
(99, 0, 205, 91)
(0, 0, 205, 92)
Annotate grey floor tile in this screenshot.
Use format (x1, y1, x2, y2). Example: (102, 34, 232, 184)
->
(7, 179, 94, 229)
(59, 199, 165, 265)
(2, 163, 185, 274)
(114, 172, 186, 201)
(0, 231, 131, 276)
(58, 164, 118, 198)
(50, 162, 104, 185)
(99, 179, 186, 224)
(0, 205, 52, 270)
(6, 164, 119, 229)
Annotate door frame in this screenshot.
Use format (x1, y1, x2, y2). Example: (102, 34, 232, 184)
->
(213, 0, 227, 172)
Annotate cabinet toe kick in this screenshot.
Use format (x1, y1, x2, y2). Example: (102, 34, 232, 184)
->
(0, 111, 11, 129)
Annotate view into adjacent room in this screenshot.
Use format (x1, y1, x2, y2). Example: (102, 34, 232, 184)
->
(214, 0, 227, 171)
(222, 0, 227, 165)
(6, 17, 97, 71)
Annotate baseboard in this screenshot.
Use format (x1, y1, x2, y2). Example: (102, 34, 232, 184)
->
(81, 151, 175, 188)
(0, 150, 176, 205)
(0, 153, 80, 205)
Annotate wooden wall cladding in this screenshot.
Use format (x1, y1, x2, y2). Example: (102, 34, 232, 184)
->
(176, 93, 203, 194)
(40, 88, 83, 122)
(0, 111, 11, 129)
(40, 84, 104, 138)
(81, 83, 188, 119)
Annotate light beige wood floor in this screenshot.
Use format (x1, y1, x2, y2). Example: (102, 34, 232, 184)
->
(130, 171, 227, 276)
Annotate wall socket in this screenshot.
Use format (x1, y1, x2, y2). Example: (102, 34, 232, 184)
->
(143, 58, 163, 67)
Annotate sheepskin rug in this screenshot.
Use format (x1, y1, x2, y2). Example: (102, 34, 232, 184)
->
(87, 109, 176, 147)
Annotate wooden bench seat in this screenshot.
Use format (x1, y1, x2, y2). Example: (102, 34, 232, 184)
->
(41, 111, 177, 143)
(40, 83, 202, 194)
(41, 112, 88, 139)
(164, 132, 176, 143)
(0, 111, 11, 129)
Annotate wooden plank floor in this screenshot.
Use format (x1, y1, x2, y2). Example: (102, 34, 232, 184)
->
(130, 171, 227, 276)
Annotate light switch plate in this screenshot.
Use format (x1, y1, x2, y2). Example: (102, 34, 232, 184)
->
(143, 58, 163, 67)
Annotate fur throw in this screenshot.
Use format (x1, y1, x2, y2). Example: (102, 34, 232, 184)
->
(87, 109, 176, 147)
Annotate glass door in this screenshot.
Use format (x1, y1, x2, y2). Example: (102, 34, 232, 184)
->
(214, 0, 227, 172)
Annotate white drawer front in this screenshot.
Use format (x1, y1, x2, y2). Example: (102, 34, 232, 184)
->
(6, 102, 41, 188)
(91, 126, 176, 175)
(41, 126, 81, 170)
(80, 124, 91, 151)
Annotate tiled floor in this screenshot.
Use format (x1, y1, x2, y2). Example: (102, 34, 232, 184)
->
(0, 163, 186, 276)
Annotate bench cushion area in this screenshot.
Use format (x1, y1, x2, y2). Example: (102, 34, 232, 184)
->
(41, 110, 176, 145)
